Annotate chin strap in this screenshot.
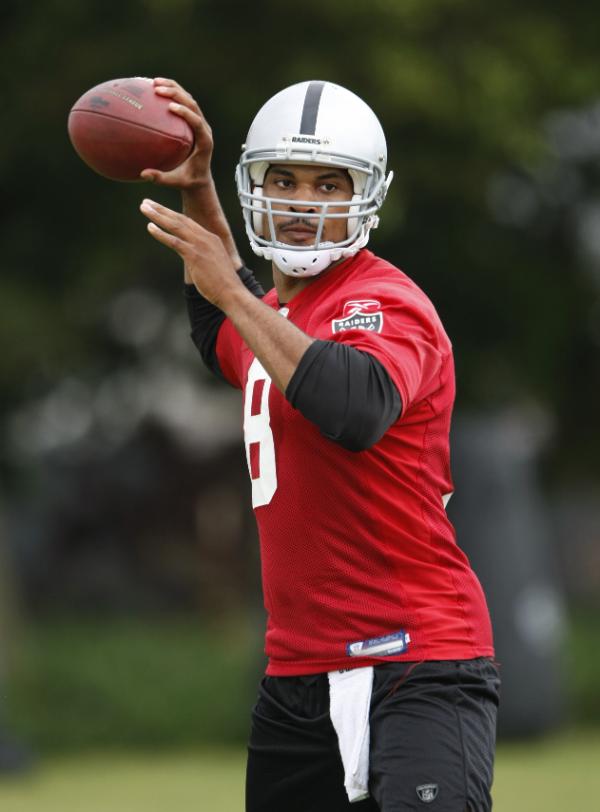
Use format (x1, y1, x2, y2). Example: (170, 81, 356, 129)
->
(250, 240, 368, 277)
(270, 245, 341, 277)
(250, 232, 371, 277)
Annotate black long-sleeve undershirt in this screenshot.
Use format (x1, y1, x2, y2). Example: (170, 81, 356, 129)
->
(185, 268, 402, 451)
(285, 339, 401, 451)
(185, 266, 264, 380)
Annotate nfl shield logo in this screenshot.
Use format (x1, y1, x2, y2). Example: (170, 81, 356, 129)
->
(416, 783, 439, 803)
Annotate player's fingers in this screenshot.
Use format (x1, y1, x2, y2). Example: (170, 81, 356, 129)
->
(140, 199, 186, 233)
(167, 102, 209, 138)
(145, 221, 188, 256)
(140, 199, 206, 240)
(152, 77, 177, 88)
(140, 169, 163, 183)
(154, 81, 200, 115)
(140, 197, 175, 216)
(155, 85, 197, 110)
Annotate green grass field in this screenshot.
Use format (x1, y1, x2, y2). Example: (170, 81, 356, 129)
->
(0, 728, 598, 811)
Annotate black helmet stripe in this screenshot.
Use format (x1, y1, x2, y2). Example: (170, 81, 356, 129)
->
(299, 81, 325, 135)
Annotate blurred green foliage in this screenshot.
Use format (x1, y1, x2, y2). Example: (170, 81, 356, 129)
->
(4, 613, 598, 752)
(1, 0, 600, 481)
(5, 617, 261, 751)
(568, 610, 600, 723)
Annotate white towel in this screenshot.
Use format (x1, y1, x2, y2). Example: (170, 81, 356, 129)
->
(328, 666, 374, 803)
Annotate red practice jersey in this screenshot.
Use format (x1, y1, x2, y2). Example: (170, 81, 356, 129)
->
(216, 249, 494, 675)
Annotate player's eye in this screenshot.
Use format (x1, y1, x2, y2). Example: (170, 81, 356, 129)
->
(275, 178, 294, 189)
(320, 182, 337, 193)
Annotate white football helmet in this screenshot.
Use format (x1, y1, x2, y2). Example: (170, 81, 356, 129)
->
(235, 81, 393, 277)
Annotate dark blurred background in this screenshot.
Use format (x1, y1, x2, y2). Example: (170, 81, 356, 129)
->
(0, 0, 598, 762)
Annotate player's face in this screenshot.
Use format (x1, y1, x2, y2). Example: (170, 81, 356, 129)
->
(261, 164, 353, 246)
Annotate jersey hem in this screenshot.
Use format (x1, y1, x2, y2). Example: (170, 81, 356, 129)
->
(265, 645, 496, 676)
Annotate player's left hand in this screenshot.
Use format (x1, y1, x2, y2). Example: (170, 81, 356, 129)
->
(140, 198, 242, 308)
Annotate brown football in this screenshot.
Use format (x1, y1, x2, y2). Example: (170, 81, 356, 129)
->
(67, 77, 194, 182)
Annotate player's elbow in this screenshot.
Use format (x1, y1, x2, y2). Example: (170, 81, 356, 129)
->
(330, 432, 382, 453)
(323, 410, 390, 453)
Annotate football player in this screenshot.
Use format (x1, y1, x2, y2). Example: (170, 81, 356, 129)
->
(140, 78, 500, 812)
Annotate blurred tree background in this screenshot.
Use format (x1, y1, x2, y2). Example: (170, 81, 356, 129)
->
(0, 0, 599, 753)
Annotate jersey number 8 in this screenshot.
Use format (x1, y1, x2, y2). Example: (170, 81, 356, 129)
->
(243, 358, 277, 507)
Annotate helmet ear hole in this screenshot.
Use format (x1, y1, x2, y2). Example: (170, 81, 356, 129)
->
(252, 186, 264, 234)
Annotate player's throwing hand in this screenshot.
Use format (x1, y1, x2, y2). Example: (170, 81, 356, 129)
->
(140, 77, 214, 189)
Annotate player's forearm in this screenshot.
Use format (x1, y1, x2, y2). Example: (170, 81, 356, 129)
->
(182, 180, 243, 277)
(219, 285, 314, 392)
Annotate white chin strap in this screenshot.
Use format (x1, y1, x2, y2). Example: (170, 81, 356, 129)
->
(272, 245, 340, 277)
(252, 241, 365, 277)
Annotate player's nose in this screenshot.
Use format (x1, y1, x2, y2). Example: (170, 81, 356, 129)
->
(289, 196, 317, 213)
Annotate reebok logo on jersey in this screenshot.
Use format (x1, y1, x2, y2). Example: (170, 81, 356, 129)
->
(346, 630, 410, 657)
(332, 300, 383, 334)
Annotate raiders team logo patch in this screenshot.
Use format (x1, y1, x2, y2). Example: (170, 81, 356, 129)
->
(416, 784, 439, 803)
(332, 299, 383, 334)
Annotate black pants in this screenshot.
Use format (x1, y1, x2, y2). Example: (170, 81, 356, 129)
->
(246, 658, 500, 812)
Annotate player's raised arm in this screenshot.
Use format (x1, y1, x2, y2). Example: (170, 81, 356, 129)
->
(140, 77, 243, 274)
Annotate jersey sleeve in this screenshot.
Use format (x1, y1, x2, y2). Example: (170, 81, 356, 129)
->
(323, 287, 446, 412)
